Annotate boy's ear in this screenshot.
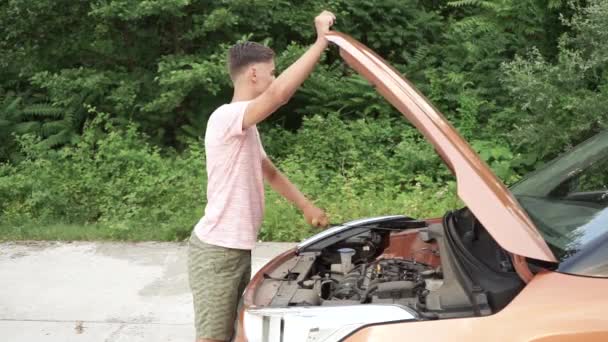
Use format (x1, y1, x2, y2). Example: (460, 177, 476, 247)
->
(251, 67, 257, 83)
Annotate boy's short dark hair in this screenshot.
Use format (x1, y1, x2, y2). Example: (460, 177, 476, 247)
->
(228, 41, 275, 79)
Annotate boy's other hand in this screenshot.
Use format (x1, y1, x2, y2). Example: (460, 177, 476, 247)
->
(315, 10, 336, 39)
(303, 203, 329, 229)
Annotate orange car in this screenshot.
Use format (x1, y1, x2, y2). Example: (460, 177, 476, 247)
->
(235, 32, 608, 342)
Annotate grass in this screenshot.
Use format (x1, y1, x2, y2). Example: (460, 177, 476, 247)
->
(0, 222, 191, 242)
(0, 184, 462, 242)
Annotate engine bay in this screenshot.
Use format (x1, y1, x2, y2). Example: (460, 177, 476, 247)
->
(262, 226, 451, 314)
(255, 217, 459, 317)
(252, 214, 523, 319)
(311, 257, 440, 307)
(256, 226, 443, 316)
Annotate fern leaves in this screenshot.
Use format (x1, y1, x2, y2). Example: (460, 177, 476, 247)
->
(0, 95, 73, 152)
(447, 1, 498, 10)
(23, 104, 64, 119)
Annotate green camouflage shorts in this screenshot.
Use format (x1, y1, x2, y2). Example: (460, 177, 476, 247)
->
(187, 231, 251, 341)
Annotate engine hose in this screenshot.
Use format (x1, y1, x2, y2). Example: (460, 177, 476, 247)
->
(418, 310, 439, 320)
(359, 284, 378, 303)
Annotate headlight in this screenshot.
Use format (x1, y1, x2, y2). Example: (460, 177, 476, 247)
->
(243, 304, 417, 342)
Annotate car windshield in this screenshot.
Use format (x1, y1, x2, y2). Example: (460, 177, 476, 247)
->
(510, 131, 608, 264)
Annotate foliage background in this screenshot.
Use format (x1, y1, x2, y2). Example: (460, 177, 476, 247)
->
(1, 0, 607, 241)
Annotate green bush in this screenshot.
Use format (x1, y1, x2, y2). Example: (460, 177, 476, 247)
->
(0, 109, 463, 242)
(0, 111, 205, 241)
(3, 0, 608, 242)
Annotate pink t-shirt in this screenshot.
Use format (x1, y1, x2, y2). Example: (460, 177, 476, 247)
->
(194, 101, 267, 250)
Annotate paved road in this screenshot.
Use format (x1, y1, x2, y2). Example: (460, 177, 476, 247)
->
(0, 240, 296, 341)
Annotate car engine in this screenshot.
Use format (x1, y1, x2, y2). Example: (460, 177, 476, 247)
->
(263, 227, 449, 317)
(314, 257, 440, 308)
(255, 215, 525, 323)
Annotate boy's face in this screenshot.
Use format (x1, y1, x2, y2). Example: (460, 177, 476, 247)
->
(249, 60, 276, 96)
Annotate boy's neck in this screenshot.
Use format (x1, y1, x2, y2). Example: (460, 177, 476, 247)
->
(231, 86, 258, 103)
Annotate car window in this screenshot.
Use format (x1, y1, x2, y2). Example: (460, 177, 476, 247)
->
(511, 131, 608, 277)
(551, 157, 608, 200)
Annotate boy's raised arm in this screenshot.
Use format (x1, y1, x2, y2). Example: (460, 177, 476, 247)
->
(242, 10, 335, 130)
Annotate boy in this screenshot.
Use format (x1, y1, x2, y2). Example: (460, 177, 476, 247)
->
(188, 10, 336, 342)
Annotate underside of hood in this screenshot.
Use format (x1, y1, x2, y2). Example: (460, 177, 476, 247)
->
(326, 31, 556, 263)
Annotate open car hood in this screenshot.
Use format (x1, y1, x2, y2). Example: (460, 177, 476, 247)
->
(327, 32, 557, 262)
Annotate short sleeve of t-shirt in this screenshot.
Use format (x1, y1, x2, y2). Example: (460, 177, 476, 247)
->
(256, 129, 268, 160)
(207, 101, 250, 145)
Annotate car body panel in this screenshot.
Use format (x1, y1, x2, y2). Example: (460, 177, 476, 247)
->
(345, 271, 608, 342)
(296, 215, 407, 251)
(325, 31, 556, 262)
(245, 305, 417, 342)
